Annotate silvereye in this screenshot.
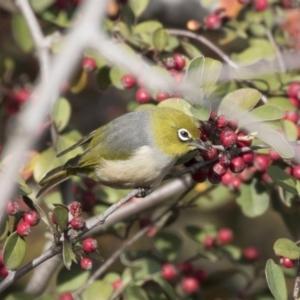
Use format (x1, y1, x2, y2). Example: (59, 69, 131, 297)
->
(37, 107, 208, 197)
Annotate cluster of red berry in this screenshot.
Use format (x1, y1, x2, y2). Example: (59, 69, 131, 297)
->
(120, 53, 186, 103)
(7, 200, 40, 237)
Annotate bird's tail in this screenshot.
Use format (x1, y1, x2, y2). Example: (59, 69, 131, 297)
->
(36, 166, 72, 197)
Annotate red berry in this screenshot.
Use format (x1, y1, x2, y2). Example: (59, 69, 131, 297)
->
(292, 165, 300, 180)
(177, 261, 193, 275)
(254, 0, 269, 11)
(205, 14, 222, 30)
(230, 177, 242, 190)
(236, 132, 252, 147)
(284, 110, 299, 123)
(208, 172, 222, 184)
(288, 82, 300, 99)
(82, 238, 98, 253)
(238, 167, 255, 182)
(135, 88, 151, 103)
(193, 269, 208, 283)
(173, 53, 186, 70)
(112, 279, 122, 290)
(220, 130, 237, 148)
(23, 210, 40, 226)
(219, 152, 231, 166)
(12, 89, 30, 104)
(217, 228, 233, 244)
(281, 0, 294, 8)
(162, 263, 177, 281)
(221, 171, 233, 186)
(181, 277, 200, 294)
(212, 162, 227, 176)
(229, 156, 245, 173)
(70, 217, 86, 230)
(269, 149, 281, 161)
(216, 115, 228, 128)
(80, 257, 93, 270)
(163, 57, 176, 70)
(192, 170, 207, 183)
(201, 147, 218, 160)
(243, 247, 259, 262)
(228, 118, 238, 129)
(82, 58, 97, 72)
(289, 97, 299, 108)
(0, 267, 8, 278)
(239, 150, 254, 164)
(253, 155, 270, 172)
(209, 110, 218, 121)
(203, 235, 216, 249)
(280, 257, 296, 268)
(156, 91, 170, 102)
(17, 221, 31, 237)
(82, 191, 96, 211)
(261, 171, 273, 184)
(121, 74, 136, 89)
(69, 201, 82, 217)
(6, 200, 20, 216)
(59, 293, 74, 300)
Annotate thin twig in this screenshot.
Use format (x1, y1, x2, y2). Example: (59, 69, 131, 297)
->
(293, 259, 300, 299)
(168, 29, 239, 69)
(265, 28, 286, 73)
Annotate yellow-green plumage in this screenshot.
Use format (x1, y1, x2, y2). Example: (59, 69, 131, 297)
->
(37, 107, 206, 197)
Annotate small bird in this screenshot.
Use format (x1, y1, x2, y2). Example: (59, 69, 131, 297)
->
(37, 106, 208, 197)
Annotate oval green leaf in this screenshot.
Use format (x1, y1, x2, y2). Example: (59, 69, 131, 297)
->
(154, 232, 181, 261)
(0, 216, 9, 241)
(281, 120, 298, 141)
(218, 88, 261, 119)
(29, 0, 55, 12)
(133, 21, 162, 34)
(181, 41, 202, 58)
(12, 14, 33, 53)
(152, 28, 169, 52)
(3, 232, 26, 270)
(62, 240, 77, 270)
(273, 238, 300, 259)
(238, 104, 284, 128)
(201, 58, 222, 94)
(157, 98, 193, 116)
(53, 206, 69, 232)
(265, 259, 288, 300)
(236, 178, 269, 217)
(109, 66, 128, 90)
(82, 280, 113, 300)
(129, 0, 149, 18)
(267, 165, 298, 195)
(123, 286, 148, 300)
(185, 56, 204, 87)
(53, 98, 71, 132)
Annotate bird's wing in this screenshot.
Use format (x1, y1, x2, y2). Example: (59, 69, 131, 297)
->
(56, 130, 96, 157)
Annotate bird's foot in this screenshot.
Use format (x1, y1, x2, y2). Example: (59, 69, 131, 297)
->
(136, 187, 150, 198)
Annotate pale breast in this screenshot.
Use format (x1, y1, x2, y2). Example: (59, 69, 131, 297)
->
(94, 146, 175, 189)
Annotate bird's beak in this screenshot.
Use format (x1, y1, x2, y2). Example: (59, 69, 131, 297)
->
(190, 140, 210, 151)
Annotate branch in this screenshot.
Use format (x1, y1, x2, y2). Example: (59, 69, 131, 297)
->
(293, 259, 300, 299)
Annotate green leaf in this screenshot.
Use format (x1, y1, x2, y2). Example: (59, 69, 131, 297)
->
(152, 28, 169, 52)
(218, 88, 261, 119)
(62, 240, 76, 270)
(17, 175, 32, 196)
(103, 272, 121, 284)
(33, 147, 63, 182)
(201, 58, 222, 95)
(221, 245, 242, 260)
(57, 264, 90, 292)
(164, 36, 180, 52)
(237, 178, 269, 217)
(131, 259, 161, 283)
(185, 56, 204, 87)
(129, 0, 149, 18)
(53, 98, 71, 132)
(249, 23, 266, 37)
(273, 238, 300, 260)
(53, 206, 69, 232)
(281, 120, 298, 141)
(11, 14, 33, 53)
(268, 97, 296, 111)
(3, 232, 26, 270)
(238, 104, 284, 128)
(82, 280, 113, 300)
(154, 232, 181, 261)
(189, 105, 211, 121)
(4, 293, 35, 300)
(0, 216, 9, 241)
(109, 66, 128, 90)
(124, 286, 148, 300)
(265, 259, 288, 300)
(252, 128, 294, 159)
(96, 66, 111, 90)
(152, 277, 177, 299)
(29, 0, 55, 12)
(181, 41, 202, 58)
(157, 98, 193, 117)
(133, 21, 162, 34)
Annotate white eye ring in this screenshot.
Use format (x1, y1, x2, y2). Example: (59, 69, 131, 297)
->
(178, 128, 192, 141)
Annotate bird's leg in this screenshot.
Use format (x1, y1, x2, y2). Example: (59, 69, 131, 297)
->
(135, 187, 150, 198)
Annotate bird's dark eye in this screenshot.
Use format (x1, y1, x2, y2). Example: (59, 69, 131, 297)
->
(178, 128, 191, 141)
